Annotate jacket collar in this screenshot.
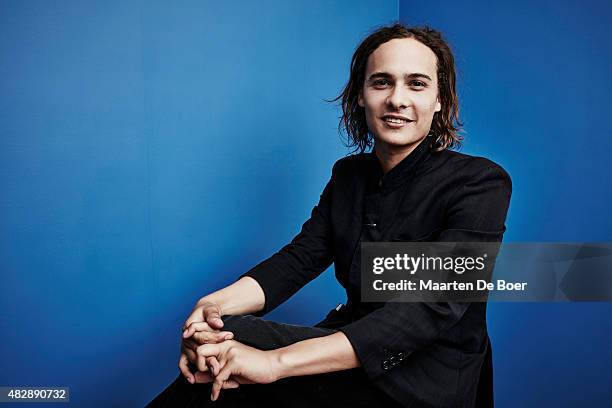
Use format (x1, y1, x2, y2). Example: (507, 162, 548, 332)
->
(369, 135, 433, 193)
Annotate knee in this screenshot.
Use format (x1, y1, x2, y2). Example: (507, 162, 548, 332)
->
(221, 314, 250, 329)
(221, 314, 258, 342)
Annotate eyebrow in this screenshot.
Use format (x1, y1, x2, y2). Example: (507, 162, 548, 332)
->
(367, 72, 433, 82)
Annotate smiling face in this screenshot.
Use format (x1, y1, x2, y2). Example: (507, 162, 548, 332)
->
(358, 38, 441, 154)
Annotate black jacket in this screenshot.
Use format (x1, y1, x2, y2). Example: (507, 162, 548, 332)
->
(243, 137, 512, 407)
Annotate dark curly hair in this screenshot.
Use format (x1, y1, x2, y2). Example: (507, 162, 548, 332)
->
(331, 23, 463, 153)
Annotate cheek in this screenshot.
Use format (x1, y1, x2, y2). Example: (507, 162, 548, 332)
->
(414, 97, 440, 119)
(431, 99, 441, 112)
(362, 89, 386, 109)
(362, 95, 383, 119)
(364, 108, 378, 129)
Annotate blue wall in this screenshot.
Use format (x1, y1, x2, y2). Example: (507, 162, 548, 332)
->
(400, 0, 612, 406)
(2, 0, 611, 406)
(0, 1, 397, 406)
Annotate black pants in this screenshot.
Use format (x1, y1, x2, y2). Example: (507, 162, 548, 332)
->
(147, 313, 402, 408)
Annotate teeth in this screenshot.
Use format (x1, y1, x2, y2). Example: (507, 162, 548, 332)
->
(384, 117, 409, 124)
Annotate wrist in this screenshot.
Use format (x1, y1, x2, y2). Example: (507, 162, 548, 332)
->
(268, 348, 288, 381)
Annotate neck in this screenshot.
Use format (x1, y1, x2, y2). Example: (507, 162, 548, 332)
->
(374, 137, 427, 174)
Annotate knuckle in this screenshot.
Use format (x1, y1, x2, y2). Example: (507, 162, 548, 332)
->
(196, 322, 213, 332)
(195, 332, 212, 341)
(197, 359, 207, 372)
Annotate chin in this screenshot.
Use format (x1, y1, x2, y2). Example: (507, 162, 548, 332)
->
(376, 131, 424, 148)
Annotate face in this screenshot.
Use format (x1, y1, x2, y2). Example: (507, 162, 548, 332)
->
(358, 38, 441, 153)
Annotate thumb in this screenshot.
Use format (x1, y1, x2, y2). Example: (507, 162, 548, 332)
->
(183, 308, 206, 333)
(204, 306, 224, 330)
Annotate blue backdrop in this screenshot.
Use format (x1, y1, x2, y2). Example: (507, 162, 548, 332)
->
(0, 0, 610, 406)
(400, 0, 612, 406)
(0, 1, 396, 406)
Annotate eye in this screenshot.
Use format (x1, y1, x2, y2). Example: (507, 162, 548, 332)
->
(409, 80, 427, 89)
(372, 79, 391, 88)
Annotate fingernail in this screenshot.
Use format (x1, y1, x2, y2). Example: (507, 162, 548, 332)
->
(188, 377, 194, 384)
(224, 334, 232, 340)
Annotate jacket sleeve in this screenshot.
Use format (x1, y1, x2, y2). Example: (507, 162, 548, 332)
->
(339, 161, 512, 381)
(239, 163, 337, 315)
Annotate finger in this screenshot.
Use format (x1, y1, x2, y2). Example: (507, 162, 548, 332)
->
(183, 338, 199, 352)
(185, 321, 214, 334)
(194, 371, 215, 384)
(178, 353, 194, 384)
(196, 344, 221, 372)
(211, 379, 222, 401)
(203, 305, 224, 330)
(183, 321, 213, 338)
(192, 330, 234, 345)
(182, 343, 199, 365)
(206, 316, 224, 330)
(222, 379, 240, 389)
(206, 356, 220, 376)
(196, 343, 221, 359)
(182, 341, 205, 369)
(214, 363, 234, 384)
(183, 309, 206, 331)
(211, 364, 234, 401)
(184, 335, 223, 352)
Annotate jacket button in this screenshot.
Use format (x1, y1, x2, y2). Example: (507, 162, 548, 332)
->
(382, 361, 390, 370)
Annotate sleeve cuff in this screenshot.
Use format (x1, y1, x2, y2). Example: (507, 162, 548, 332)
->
(339, 323, 392, 381)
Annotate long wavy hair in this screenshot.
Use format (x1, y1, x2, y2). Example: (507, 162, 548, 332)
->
(331, 23, 463, 153)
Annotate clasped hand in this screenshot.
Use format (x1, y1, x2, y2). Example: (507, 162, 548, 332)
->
(180, 301, 281, 401)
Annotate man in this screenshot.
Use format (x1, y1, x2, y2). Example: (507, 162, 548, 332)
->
(149, 23, 511, 408)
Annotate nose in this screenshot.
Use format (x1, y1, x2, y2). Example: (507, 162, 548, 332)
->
(386, 85, 411, 110)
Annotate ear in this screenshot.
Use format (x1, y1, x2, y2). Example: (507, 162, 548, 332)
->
(358, 91, 364, 108)
(435, 96, 441, 113)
